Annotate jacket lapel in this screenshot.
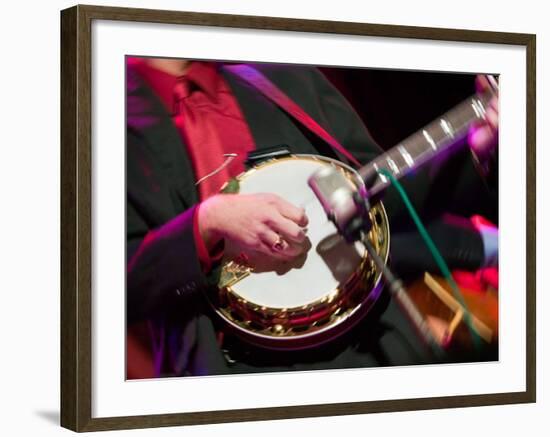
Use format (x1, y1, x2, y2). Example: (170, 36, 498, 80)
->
(222, 67, 321, 157)
(127, 66, 199, 214)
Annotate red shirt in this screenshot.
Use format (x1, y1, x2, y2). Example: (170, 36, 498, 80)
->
(128, 58, 256, 270)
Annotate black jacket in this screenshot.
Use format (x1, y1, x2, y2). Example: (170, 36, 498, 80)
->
(127, 64, 385, 323)
(126, 63, 491, 375)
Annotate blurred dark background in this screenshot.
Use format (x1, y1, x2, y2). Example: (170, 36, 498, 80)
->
(320, 66, 476, 150)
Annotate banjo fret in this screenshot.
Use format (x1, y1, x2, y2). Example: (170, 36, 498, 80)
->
(361, 88, 495, 198)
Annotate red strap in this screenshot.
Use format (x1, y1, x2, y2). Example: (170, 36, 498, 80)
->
(224, 64, 361, 168)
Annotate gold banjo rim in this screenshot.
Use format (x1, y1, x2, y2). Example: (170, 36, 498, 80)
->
(207, 154, 390, 348)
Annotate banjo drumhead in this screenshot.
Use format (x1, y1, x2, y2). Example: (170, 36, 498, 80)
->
(223, 157, 366, 309)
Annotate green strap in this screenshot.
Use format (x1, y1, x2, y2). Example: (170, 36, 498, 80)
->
(377, 168, 482, 350)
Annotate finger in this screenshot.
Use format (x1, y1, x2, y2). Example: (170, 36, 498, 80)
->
(475, 74, 498, 93)
(257, 229, 296, 260)
(475, 75, 490, 93)
(489, 96, 499, 112)
(273, 199, 309, 227)
(486, 106, 498, 131)
(468, 124, 497, 157)
(281, 242, 307, 258)
(269, 239, 305, 258)
(253, 245, 292, 261)
(470, 98, 498, 134)
(268, 215, 307, 243)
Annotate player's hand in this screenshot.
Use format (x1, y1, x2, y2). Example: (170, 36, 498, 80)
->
(468, 75, 498, 164)
(198, 193, 309, 260)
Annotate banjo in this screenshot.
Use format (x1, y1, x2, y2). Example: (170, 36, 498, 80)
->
(206, 81, 498, 350)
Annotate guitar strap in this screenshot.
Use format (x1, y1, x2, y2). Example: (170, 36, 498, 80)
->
(223, 64, 361, 168)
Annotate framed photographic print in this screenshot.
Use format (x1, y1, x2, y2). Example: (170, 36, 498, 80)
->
(60, 4, 536, 432)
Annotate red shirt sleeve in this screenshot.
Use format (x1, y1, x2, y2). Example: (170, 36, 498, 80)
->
(193, 203, 224, 272)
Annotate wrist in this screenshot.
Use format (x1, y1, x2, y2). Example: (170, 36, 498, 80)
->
(198, 195, 225, 251)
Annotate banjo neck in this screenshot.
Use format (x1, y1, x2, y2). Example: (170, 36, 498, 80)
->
(359, 85, 497, 198)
